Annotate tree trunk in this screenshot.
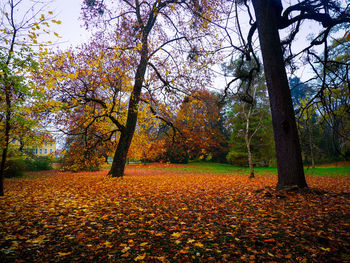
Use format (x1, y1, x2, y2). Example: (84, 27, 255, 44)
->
(252, 0, 307, 189)
(245, 136, 255, 178)
(244, 105, 255, 178)
(108, 41, 149, 178)
(0, 88, 11, 196)
(308, 121, 315, 169)
(109, 131, 130, 178)
(0, 140, 8, 196)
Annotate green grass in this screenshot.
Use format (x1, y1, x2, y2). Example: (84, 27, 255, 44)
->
(304, 166, 350, 177)
(150, 162, 350, 177)
(18, 161, 349, 178)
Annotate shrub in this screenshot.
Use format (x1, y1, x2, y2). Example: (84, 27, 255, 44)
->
(165, 147, 189, 164)
(3, 156, 53, 178)
(60, 149, 105, 172)
(23, 156, 53, 171)
(33, 156, 52, 171)
(4, 158, 26, 178)
(226, 150, 248, 167)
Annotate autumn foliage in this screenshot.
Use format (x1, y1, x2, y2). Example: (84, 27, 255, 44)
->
(0, 164, 349, 262)
(171, 90, 227, 162)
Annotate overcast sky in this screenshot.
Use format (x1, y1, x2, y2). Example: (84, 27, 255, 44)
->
(50, 0, 90, 49)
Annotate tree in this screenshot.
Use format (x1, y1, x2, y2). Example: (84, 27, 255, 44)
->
(59, 109, 115, 172)
(0, 0, 58, 196)
(251, 0, 305, 189)
(289, 77, 317, 167)
(310, 37, 350, 160)
(171, 89, 227, 162)
(37, 0, 221, 177)
(126, 104, 168, 163)
(289, 77, 314, 110)
(223, 56, 273, 178)
(247, 0, 350, 189)
(78, 0, 221, 177)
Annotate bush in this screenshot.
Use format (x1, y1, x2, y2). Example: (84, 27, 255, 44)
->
(60, 149, 105, 172)
(165, 147, 189, 164)
(23, 156, 53, 171)
(33, 156, 52, 171)
(226, 150, 248, 167)
(3, 156, 53, 178)
(4, 158, 26, 178)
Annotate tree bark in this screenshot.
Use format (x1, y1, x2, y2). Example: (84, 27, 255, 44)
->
(307, 121, 315, 169)
(244, 105, 255, 178)
(245, 135, 255, 178)
(109, 131, 130, 178)
(252, 0, 307, 189)
(0, 86, 11, 196)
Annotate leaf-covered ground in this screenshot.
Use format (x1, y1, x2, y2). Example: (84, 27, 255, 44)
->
(1, 164, 349, 262)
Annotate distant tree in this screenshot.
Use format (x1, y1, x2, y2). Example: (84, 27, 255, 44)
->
(294, 35, 350, 165)
(288, 77, 317, 167)
(310, 37, 350, 160)
(171, 89, 227, 162)
(126, 105, 168, 163)
(224, 57, 273, 177)
(289, 77, 314, 109)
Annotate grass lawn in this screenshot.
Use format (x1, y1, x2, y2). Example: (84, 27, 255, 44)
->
(139, 161, 350, 177)
(0, 163, 349, 262)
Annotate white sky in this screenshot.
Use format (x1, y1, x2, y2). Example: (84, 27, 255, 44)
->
(43, 0, 347, 84)
(49, 0, 90, 49)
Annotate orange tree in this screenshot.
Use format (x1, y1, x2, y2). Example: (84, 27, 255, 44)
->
(164, 89, 227, 163)
(59, 108, 115, 172)
(37, 0, 224, 177)
(81, 0, 224, 177)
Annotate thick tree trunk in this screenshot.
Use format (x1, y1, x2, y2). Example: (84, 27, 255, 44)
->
(108, 41, 149, 178)
(252, 0, 307, 189)
(109, 131, 130, 178)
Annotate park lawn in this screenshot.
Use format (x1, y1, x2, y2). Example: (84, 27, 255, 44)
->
(0, 164, 349, 262)
(140, 161, 350, 177)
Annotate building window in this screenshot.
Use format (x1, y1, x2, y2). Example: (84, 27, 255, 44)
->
(50, 149, 53, 153)
(35, 149, 38, 154)
(39, 149, 42, 154)
(44, 148, 48, 154)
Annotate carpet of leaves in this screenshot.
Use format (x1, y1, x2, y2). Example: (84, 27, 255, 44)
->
(1, 164, 349, 262)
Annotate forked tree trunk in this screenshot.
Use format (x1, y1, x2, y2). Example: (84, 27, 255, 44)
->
(252, 0, 307, 189)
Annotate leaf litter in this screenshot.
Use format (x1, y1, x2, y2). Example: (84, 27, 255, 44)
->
(0, 165, 349, 262)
